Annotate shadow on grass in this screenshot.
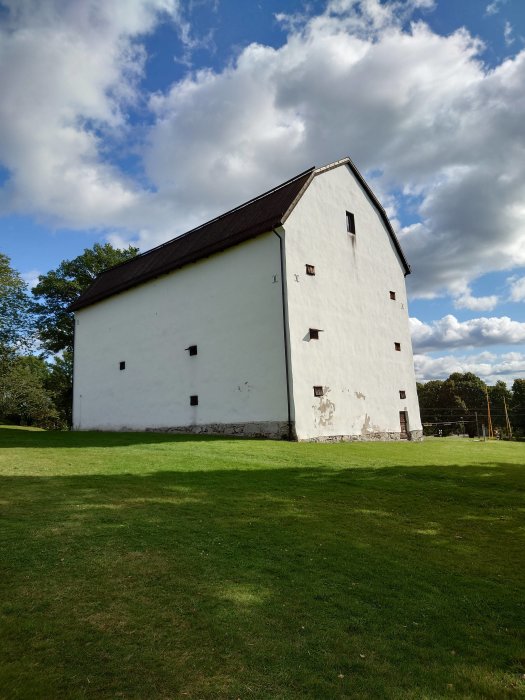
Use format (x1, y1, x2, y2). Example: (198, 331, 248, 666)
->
(1, 463, 524, 699)
(0, 426, 234, 448)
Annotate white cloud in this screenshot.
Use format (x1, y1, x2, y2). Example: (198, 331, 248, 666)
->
(504, 20, 514, 46)
(1, 0, 525, 305)
(509, 275, 525, 301)
(414, 350, 525, 384)
(0, 0, 182, 229)
(485, 0, 508, 16)
(21, 269, 41, 291)
(140, 1, 525, 293)
(450, 283, 499, 311)
(453, 294, 499, 312)
(410, 314, 525, 352)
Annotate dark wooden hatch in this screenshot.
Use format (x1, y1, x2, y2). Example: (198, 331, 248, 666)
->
(399, 411, 408, 439)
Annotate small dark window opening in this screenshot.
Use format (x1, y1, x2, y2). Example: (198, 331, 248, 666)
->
(394, 342, 401, 351)
(190, 395, 198, 406)
(309, 328, 320, 340)
(399, 390, 406, 399)
(346, 211, 356, 234)
(119, 361, 126, 370)
(306, 264, 315, 276)
(390, 291, 396, 300)
(313, 386, 324, 397)
(187, 345, 198, 356)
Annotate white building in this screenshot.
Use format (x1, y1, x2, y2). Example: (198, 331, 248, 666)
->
(70, 158, 422, 441)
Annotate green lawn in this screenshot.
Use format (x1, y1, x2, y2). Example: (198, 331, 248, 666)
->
(1, 428, 524, 699)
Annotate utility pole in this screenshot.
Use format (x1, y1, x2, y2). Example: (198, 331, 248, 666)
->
(475, 411, 479, 439)
(503, 396, 513, 439)
(485, 387, 494, 439)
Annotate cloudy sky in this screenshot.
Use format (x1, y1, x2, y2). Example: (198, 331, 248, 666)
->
(1, 0, 524, 384)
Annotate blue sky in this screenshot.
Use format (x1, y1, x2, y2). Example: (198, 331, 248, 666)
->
(1, 0, 525, 384)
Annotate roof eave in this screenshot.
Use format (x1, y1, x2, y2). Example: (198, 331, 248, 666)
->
(343, 157, 411, 276)
(68, 216, 286, 312)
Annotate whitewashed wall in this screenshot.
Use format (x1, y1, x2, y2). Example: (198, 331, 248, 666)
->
(283, 164, 422, 440)
(73, 232, 289, 434)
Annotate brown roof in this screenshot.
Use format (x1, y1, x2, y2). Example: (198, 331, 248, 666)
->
(69, 158, 410, 312)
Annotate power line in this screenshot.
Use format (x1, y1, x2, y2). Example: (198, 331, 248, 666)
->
(419, 407, 525, 413)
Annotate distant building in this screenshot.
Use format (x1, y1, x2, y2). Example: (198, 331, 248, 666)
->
(70, 157, 422, 441)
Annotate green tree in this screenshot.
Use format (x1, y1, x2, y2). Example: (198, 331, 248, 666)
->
(46, 351, 74, 427)
(417, 378, 471, 436)
(417, 373, 490, 437)
(0, 253, 34, 360)
(447, 372, 486, 410)
(32, 243, 138, 354)
(0, 355, 59, 428)
(510, 379, 525, 436)
(417, 380, 445, 435)
(439, 377, 469, 435)
(444, 372, 486, 437)
(488, 380, 512, 435)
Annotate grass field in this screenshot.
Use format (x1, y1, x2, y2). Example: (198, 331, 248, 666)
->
(1, 427, 524, 699)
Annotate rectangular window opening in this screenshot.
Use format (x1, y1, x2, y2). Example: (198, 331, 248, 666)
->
(190, 395, 198, 406)
(394, 342, 401, 351)
(187, 345, 198, 356)
(306, 264, 315, 276)
(399, 390, 406, 399)
(309, 328, 320, 340)
(390, 291, 396, 300)
(119, 361, 126, 370)
(313, 385, 324, 397)
(346, 211, 356, 234)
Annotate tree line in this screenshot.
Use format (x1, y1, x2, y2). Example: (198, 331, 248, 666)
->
(2, 245, 525, 435)
(417, 373, 525, 438)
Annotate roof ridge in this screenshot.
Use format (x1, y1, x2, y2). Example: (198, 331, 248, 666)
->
(97, 165, 316, 277)
(313, 157, 351, 175)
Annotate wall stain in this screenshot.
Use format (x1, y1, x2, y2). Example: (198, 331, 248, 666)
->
(361, 413, 381, 436)
(355, 391, 365, 400)
(313, 387, 335, 427)
(237, 381, 253, 392)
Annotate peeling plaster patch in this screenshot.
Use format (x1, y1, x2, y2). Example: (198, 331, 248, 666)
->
(361, 413, 381, 437)
(355, 391, 365, 400)
(313, 387, 335, 427)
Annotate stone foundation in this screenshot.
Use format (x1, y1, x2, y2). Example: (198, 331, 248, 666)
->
(146, 425, 424, 442)
(145, 420, 293, 440)
(78, 423, 423, 442)
(301, 429, 424, 443)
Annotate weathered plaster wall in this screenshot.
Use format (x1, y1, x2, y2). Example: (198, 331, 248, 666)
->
(73, 233, 289, 432)
(283, 164, 422, 441)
